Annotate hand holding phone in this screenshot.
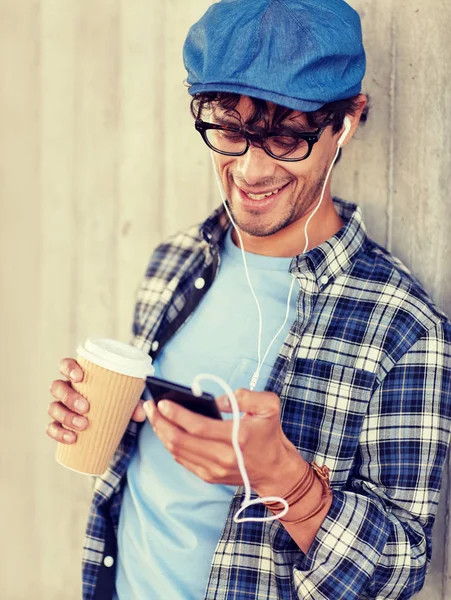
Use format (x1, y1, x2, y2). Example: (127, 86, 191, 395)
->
(147, 376, 222, 420)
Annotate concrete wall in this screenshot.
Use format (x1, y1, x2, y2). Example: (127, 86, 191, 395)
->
(0, 0, 450, 597)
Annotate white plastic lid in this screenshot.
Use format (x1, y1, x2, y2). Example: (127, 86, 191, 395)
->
(76, 338, 155, 379)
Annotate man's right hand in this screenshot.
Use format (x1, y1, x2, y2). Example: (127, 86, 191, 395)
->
(47, 358, 147, 444)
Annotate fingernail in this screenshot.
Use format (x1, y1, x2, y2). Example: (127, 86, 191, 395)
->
(75, 398, 88, 412)
(70, 369, 79, 381)
(218, 395, 230, 410)
(73, 416, 85, 429)
(143, 401, 154, 418)
(158, 401, 170, 415)
(64, 432, 74, 443)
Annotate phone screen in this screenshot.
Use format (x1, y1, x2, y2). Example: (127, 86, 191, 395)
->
(147, 376, 222, 420)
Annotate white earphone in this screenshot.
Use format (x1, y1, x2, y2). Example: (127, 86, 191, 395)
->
(194, 113, 353, 524)
(337, 116, 351, 148)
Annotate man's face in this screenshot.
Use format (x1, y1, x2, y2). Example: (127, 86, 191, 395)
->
(208, 96, 339, 238)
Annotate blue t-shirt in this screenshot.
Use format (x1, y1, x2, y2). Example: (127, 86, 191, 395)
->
(115, 226, 297, 599)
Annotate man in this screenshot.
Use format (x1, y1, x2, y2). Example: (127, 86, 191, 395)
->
(47, 1, 451, 599)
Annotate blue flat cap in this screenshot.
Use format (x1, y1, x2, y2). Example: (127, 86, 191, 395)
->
(183, 0, 366, 112)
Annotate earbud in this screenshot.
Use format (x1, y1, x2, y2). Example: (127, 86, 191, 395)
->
(337, 116, 351, 148)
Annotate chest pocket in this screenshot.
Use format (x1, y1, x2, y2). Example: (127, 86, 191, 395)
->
(228, 357, 275, 393)
(281, 358, 377, 486)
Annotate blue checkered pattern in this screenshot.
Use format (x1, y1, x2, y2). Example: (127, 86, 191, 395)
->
(82, 199, 451, 599)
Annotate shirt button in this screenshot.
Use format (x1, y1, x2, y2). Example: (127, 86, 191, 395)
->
(194, 277, 206, 290)
(151, 340, 159, 352)
(320, 275, 329, 285)
(104, 556, 114, 568)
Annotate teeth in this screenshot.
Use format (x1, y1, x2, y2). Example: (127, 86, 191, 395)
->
(246, 188, 280, 200)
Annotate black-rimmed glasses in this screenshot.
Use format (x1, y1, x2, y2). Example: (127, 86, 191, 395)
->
(195, 119, 327, 162)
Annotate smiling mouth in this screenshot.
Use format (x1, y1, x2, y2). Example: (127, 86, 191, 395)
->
(238, 182, 290, 200)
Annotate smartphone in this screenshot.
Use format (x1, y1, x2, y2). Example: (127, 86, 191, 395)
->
(146, 375, 222, 420)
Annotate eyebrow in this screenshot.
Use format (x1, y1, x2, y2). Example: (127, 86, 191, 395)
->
(282, 116, 313, 132)
(212, 115, 242, 128)
(281, 123, 312, 133)
(211, 116, 313, 134)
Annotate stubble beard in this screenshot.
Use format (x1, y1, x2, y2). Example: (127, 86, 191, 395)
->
(226, 170, 328, 238)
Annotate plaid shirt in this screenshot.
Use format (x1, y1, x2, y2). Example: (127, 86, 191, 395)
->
(82, 198, 451, 600)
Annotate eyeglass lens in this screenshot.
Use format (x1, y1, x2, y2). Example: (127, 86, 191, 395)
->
(205, 128, 310, 160)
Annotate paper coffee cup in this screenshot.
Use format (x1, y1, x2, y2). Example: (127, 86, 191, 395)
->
(55, 338, 154, 475)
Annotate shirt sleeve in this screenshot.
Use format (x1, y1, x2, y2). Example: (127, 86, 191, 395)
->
(293, 321, 451, 600)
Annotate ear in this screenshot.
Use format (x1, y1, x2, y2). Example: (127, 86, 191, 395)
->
(337, 94, 368, 148)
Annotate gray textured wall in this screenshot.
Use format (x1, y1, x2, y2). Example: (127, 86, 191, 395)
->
(0, 0, 450, 598)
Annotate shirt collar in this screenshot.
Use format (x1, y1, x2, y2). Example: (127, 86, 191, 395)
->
(199, 202, 230, 246)
(199, 198, 368, 288)
(291, 198, 369, 288)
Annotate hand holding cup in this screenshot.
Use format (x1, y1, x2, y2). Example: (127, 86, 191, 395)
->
(47, 359, 147, 445)
(47, 339, 154, 475)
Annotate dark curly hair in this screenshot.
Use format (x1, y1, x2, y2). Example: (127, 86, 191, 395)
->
(190, 92, 370, 134)
(189, 92, 369, 164)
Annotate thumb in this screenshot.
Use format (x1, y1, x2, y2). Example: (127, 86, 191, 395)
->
(131, 399, 147, 422)
(218, 389, 280, 418)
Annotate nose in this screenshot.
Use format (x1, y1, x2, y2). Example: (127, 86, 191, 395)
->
(234, 143, 278, 186)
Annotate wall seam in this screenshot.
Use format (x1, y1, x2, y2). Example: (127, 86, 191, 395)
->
(386, 4, 396, 253)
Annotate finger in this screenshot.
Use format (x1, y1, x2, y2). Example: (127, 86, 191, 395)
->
(174, 452, 243, 485)
(131, 400, 146, 423)
(231, 388, 280, 418)
(49, 379, 89, 414)
(48, 401, 88, 431)
(153, 400, 232, 442)
(171, 455, 240, 485)
(165, 442, 218, 474)
(170, 454, 216, 483)
(157, 431, 238, 484)
(144, 401, 233, 461)
(143, 400, 185, 439)
(46, 421, 78, 444)
(216, 395, 232, 413)
(58, 358, 84, 383)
